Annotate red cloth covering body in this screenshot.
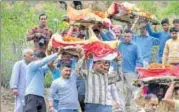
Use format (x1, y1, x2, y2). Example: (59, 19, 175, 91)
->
(137, 66, 179, 78)
(52, 38, 120, 59)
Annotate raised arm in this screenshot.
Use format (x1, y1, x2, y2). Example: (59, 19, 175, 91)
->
(31, 53, 58, 71)
(108, 55, 122, 84)
(66, 26, 75, 36)
(74, 47, 88, 77)
(134, 81, 146, 107)
(152, 37, 160, 46)
(146, 23, 161, 38)
(162, 82, 176, 108)
(164, 82, 175, 100)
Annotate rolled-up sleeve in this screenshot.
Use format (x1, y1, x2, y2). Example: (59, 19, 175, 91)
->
(31, 53, 58, 71)
(110, 84, 120, 101)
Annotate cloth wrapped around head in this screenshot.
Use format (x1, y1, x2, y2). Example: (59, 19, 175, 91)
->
(89, 52, 118, 70)
(93, 52, 118, 62)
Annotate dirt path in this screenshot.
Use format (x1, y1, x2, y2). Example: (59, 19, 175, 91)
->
(1, 87, 51, 112)
(1, 87, 14, 112)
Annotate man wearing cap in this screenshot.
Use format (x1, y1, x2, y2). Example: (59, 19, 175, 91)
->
(133, 25, 159, 64)
(76, 52, 122, 112)
(162, 27, 179, 66)
(117, 29, 143, 112)
(146, 18, 170, 63)
(10, 48, 34, 112)
(24, 50, 62, 112)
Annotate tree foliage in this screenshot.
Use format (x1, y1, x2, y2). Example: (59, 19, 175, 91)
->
(1, 1, 67, 87)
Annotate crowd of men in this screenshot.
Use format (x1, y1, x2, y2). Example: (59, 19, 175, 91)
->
(9, 6, 179, 112)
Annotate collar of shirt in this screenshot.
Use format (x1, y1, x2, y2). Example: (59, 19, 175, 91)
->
(91, 69, 105, 75)
(123, 41, 133, 45)
(139, 35, 148, 38)
(39, 25, 48, 29)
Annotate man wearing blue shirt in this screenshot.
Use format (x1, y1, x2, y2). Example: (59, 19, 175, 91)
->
(146, 18, 170, 63)
(48, 48, 84, 112)
(24, 51, 61, 112)
(49, 64, 79, 112)
(133, 26, 159, 64)
(117, 29, 143, 112)
(48, 56, 74, 111)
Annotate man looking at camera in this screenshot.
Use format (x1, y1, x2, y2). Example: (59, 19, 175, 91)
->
(27, 13, 53, 54)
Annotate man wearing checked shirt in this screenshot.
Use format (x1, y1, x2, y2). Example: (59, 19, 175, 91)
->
(77, 53, 122, 112)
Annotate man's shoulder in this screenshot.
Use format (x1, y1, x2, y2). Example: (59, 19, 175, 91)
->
(52, 78, 62, 84)
(27, 61, 37, 68)
(166, 39, 173, 44)
(15, 60, 24, 65)
(44, 27, 52, 32)
(131, 42, 138, 46)
(31, 26, 39, 30)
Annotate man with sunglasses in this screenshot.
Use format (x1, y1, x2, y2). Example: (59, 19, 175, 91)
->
(162, 27, 179, 66)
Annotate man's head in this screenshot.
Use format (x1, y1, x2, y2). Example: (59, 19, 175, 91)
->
(126, 23, 132, 30)
(173, 19, 179, 31)
(93, 60, 107, 74)
(93, 23, 103, 39)
(145, 94, 159, 112)
(156, 87, 165, 101)
(124, 29, 133, 43)
(39, 13, 47, 27)
(23, 48, 34, 64)
(61, 52, 72, 62)
(33, 51, 46, 61)
(161, 18, 170, 32)
(60, 64, 72, 79)
(103, 61, 110, 73)
(170, 27, 178, 40)
(140, 26, 147, 36)
(93, 29, 101, 39)
(112, 25, 122, 39)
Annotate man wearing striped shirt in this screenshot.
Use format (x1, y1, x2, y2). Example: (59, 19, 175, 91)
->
(77, 53, 122, 112)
